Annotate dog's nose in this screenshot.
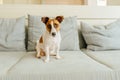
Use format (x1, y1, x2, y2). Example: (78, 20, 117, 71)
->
(52, 32, 56, 37)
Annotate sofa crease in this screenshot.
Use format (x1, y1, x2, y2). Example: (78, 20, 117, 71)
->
(6, 53, 27, 74)
(82, 50, 113, 71)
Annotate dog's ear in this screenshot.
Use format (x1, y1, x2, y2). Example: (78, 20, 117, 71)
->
(41, 17, 49, 24)
(55, 16, 64, 23)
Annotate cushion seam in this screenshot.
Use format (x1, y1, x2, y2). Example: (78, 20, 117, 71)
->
(82, 50, 113, 71)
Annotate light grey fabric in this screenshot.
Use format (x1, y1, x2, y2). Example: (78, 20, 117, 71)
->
(27, 15, 45, 51)
(81, 19, 120, 51)
(28, 15, 79, 51)
(78, 25, 87, 49)
(0, 17, 26, 51)
(60, 17, 79, 50)
(3, 51, 112, 80)
(0, 52, 26, 75)
(82, 49, 120, 70)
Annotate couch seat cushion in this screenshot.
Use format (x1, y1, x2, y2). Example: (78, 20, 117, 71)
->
(5, 51, 113, 80)
(82, 49, 120, 70)
(0, 52, 26, 75)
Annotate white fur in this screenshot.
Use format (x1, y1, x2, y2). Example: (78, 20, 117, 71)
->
(36, 21, 61, 62)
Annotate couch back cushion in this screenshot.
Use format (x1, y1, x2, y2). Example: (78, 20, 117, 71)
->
(27, 15, 79, 51)
(81, 19, 120, 51)
(0, 17, 26, 51)
(27, 15, 45, 51)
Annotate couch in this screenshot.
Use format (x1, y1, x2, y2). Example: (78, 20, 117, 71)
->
(0, 5, 120, 80)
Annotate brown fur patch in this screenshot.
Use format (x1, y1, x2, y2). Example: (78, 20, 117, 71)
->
(53, 19, 60, 32)
(46, 19, 60, 33)
(40, 49, 45, 56)
(55, 16, 64, 23)
(42, 16, 64, 33)
(41, 17, 49, 24)
(39, 36, 43, 43)
(46, 26, 51, 33)
(46, 19, 53, 33)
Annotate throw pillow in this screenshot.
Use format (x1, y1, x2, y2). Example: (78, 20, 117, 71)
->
(27, 15, 79, 51)
(81, 19, 120, 51)
(0, 17, 26, 51)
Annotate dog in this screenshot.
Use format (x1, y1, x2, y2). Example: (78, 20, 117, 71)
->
(36, 16, 64, 62)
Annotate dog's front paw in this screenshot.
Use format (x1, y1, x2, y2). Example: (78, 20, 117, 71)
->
(44, 59, 49, 63)
(56, 55, 61, 59)
(36, 54, 41, 59)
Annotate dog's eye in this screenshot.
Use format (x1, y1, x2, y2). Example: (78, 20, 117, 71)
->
(47, 25, 52, 29)
(54, 24, 58, 28)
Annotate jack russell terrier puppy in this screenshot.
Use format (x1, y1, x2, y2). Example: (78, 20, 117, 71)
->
(36, 16, 64, 62)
